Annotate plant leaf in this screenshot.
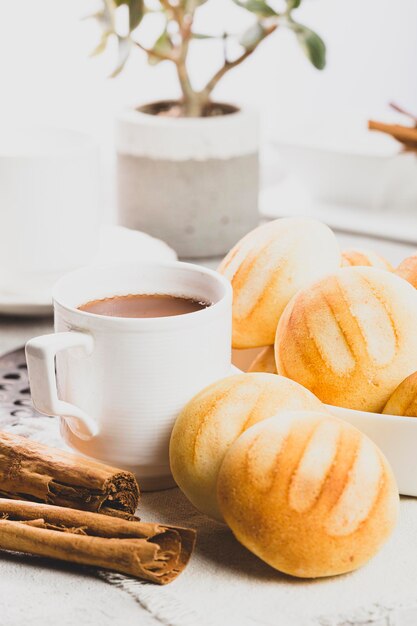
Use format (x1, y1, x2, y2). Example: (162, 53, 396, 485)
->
(192, 32, 219, 40)
(148, 29, 173, 65)
(109, 36, 132, 77)
(81, 10, 104, 22)
(83, 8, 113, 31)
(182, 0, 210, 9)
(239, 22, 265, 50)
(89, 31, 111, 57)
(232, 0, 278, 18)
(113, 0, 145, 31)
(285, 0, 302, 10)
(287, 21, 326, 69)
(128, 0, 145, 31)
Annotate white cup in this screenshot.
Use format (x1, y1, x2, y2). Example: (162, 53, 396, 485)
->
(25, 262, 232, 490)
(0, 127, 99, 295)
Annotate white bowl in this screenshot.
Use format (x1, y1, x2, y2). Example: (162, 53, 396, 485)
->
(328, 405, 417, 496)
(274, 119, 417, 212)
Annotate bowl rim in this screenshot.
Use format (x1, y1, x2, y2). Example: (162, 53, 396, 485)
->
(326, 403, 417, 424)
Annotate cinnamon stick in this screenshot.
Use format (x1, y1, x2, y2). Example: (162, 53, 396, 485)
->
(0, 432, 139, 518)
(0, 499, 195, 584)
(368, 120, 417, 150)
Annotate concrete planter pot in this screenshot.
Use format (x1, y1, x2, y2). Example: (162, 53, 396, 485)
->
(116, 101, 259, 258)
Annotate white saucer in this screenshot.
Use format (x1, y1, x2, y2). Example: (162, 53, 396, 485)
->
(0, 293, 53, 317)
(260, 181, 417, 245)
(0, 226, 178, 318)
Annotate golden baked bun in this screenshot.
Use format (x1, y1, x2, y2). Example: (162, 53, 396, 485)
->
(383, 371, 417, 417)
(395, 254, 417, 289)
(169, 373, 324, 520)
(218, 410, 399, 578)
(341, 248, 392, 271)
(275, 267, 417, 412)
(247, 346, 277, 374)
(218, 218, 340, 348)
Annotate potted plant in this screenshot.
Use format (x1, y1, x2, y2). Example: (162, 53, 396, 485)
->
(91, 0, 325, 257)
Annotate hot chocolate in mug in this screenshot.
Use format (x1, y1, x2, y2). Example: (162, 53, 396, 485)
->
(26, 262, 232, 490)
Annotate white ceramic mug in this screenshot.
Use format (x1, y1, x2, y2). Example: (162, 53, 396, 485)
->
(0, 127, 99, 297)
(26, 262, 232, 490)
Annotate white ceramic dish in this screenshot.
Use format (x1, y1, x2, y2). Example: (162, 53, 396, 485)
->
(260, 181, 417, 245)
(328, 404, 417, 497)
(234, 360, 416, 496)
(272, 118, 417, 213)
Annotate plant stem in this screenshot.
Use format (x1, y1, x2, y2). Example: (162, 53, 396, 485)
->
(136, 11, 278, 117)
(199, 23, 277, 103)
(176, 59, 198, 112)
(174, 10, 202, 116)
(160, 0, 182, 25)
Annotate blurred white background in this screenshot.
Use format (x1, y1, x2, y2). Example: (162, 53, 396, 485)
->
(1, 0, 416, 219)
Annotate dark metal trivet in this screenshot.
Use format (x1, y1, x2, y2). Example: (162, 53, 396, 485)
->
(0, 348, 38, 419)
(0, 347, 63, 447)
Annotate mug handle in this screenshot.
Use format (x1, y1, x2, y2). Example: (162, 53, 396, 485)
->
(25, 332, 98, 440)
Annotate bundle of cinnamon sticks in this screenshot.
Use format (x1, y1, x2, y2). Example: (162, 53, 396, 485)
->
(0, 432, 196, 584)
(0, 499, 195, 584)
(0, 431, 140, 518)
(369, 102, 417, 152)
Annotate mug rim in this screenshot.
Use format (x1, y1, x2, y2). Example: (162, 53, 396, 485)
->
(52, 260, 232, 331)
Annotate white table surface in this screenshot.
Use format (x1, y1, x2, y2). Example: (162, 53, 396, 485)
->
(0, 230, 416, 626)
